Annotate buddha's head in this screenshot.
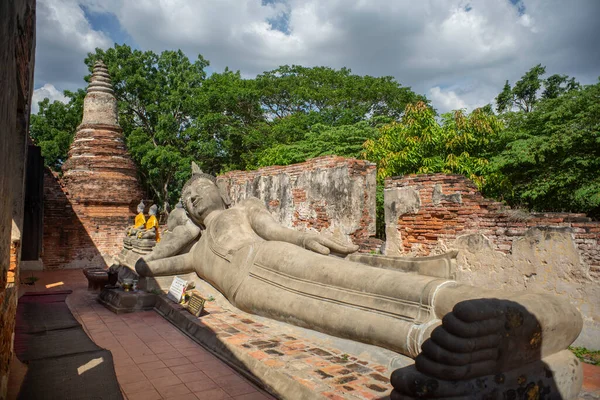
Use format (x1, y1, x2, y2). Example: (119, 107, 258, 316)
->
(149, 204, 158, 216)
(181, 162, 230, 225)
(136, 201, 145, 214)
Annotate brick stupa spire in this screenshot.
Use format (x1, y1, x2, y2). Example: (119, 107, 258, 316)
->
(62, 60, 144, 207)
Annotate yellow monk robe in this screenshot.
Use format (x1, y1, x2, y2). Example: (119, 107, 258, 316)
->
(134, 213, 146, 228)
(128, 213, 146, 236)
(145, 214, 160, 242)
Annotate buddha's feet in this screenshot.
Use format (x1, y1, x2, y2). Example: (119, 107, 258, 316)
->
(391, 298, 583, 399)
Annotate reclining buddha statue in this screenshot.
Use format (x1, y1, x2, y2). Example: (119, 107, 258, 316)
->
(135, 163, 584, 399)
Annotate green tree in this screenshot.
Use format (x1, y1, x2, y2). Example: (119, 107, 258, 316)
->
(255, 121, 379, 167)
(495, 80, 513, 113)
(254, 65, 426, 139)
(542, 74, 580, 100)
(512, 64, 546, 112)
(363, 102, 504, 187)
(85, 44, 210, 209)
(495, 65, 580, 113)
(490, 80, 600, 216)
(29, 89, 85, 170)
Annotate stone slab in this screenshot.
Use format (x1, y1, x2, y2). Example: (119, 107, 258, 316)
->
(97, 288, 157, 314)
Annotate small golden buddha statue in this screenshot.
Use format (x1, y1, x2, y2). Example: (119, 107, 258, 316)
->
(138, 204, 160, 242)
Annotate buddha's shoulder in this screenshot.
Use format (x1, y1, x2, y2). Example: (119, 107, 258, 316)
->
(231, 197, 266, 210)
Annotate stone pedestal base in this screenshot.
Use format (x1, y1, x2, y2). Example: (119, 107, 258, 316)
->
(98, 288, 157, 314)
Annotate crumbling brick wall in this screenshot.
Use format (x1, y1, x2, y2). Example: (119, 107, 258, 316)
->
(0, 0, 36, 396)
(41, 169, 136, 269)
(385, 174, 600, 348)
(219, 156, 380, 251)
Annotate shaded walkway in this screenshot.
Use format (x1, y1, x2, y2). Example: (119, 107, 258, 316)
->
(9, 270, 274, 400)
(15, 290, 122, 399)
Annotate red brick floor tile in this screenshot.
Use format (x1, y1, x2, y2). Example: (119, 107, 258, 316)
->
(116, 364, 142, 376)
(138, 360, 167, 372)
(156, 382, 193, 398)
(177, 370, 210, 384)
(117, 370, 148, 384)
(186, 379, 220, 393)
(212, 374, 248, 387)
(144, 366, 175, 380)
(158, 350, 184, 361)
(164, 357, 186, 367)
(193, 387, 232, 399)
(222, 381, 259, 397)
(132, 354, 160, 364)
(120, 379, 153, 395)
(170, 364, 199, 375)
(126, 388, 162, 400)
(151, 374, 183, 390)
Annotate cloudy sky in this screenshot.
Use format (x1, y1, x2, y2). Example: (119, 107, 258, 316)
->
(33, 0, 600, 114)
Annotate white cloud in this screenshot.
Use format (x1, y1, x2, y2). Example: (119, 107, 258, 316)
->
(429, 87, 467, 112)
(35, 0, 112, 91)
(31, 84, 68, 114)
(34, 0, 600, 115)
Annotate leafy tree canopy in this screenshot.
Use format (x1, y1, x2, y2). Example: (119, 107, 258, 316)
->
(495, 64, 580, 113)
(490, 79, 600, 216)
(255, 121, 379, 167)
(29, 89, 85, 170)
(363, 102, 504, 187)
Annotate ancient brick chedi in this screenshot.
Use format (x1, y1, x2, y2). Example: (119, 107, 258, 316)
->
(42, 61, 144, 269)
(61, 60, 142, 204)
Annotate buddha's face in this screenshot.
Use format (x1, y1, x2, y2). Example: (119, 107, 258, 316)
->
(184, 177, 224, 224)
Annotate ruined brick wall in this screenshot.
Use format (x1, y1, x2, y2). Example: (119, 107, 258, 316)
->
(219, 156, 379, 250)
(0, 0, 36, 396)
(385, 174, 600, 348)
(41, 169, 136, 269)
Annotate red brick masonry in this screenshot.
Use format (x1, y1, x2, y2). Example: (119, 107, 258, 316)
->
(386, 174, 600, 279)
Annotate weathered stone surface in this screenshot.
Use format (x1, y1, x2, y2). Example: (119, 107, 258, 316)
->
(137, 171, 583, 397)
(385, 173, 600, 349)
(219, 156, 378, 251)
(42, 61, 145, 269)
(0, 0, 36, 396)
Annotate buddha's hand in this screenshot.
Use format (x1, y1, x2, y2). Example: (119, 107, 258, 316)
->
(299, 233, 359, 255)
(140, 230, 157, 239)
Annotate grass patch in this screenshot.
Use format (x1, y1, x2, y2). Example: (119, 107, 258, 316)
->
(570, 346, 600, 365)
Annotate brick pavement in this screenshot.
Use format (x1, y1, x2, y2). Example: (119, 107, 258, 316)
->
(9, 270, 274, 400)
(8, 269, 600, 400)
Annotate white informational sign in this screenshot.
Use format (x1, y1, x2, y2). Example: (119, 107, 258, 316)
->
(167, 276, 188, 303)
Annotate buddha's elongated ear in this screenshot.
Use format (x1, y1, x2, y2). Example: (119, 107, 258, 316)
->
(216, 179, 232, 207)
(191, 161, 202, 175)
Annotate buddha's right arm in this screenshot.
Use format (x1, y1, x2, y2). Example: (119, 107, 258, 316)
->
(135, 254, 194, 277)
(145, 222, 201, 261)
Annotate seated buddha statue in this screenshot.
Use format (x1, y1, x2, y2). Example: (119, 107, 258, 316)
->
(135, 163, 584, 399)
(123, 201, 145, 249)
(137, 204, 160, 242)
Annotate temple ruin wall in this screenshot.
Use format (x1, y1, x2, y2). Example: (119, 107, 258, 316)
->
(41, 169, 135, 269)
(384, 174, 600, 349)
(219, 156, 379, 250)
(0, 0, 36, 395)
